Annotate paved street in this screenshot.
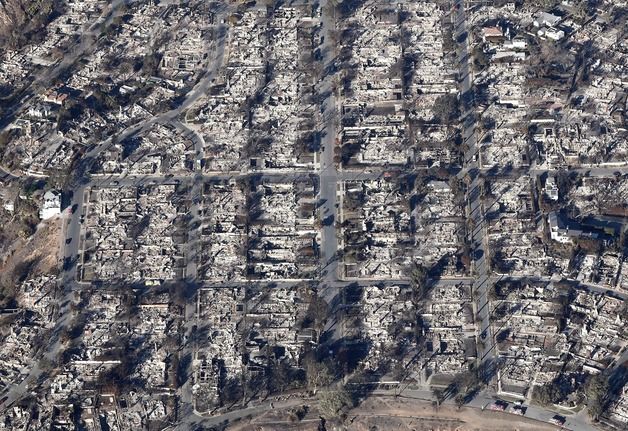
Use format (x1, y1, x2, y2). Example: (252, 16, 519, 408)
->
(173, 120, 205, 281)
(452, 0, 495, 365)
(175, 395, 311, 430)
(0, 0, 133, 404)
(0, 0, 136, 131)
(379, 388, 598, 431)
(173, 385, 598, 431)
(490, 274, 628, 301)
(0, 1, 232, 415)
(1, 1, 625, 429)
(318, 0, 340, 286)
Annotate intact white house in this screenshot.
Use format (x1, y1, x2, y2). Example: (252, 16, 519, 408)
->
(40, 190, 61, 220)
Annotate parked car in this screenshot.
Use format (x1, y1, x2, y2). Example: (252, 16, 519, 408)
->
(550, 415, 566, 426)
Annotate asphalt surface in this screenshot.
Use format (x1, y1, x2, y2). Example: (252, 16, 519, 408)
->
(0, 0, 134, 131)
(490, 274, 628, 301)
(451, 0, 495, 364)
(173, 385, 599, 431)
(0, 0, 138, 407)
(318, 0, 340, 285)
(1, 1, 624, 429)
(175, 395, 309, 430)
(169, 1, 621, 428)
(0, 166, 19, 180)
(381, 387, 598, 431)
(0, 190, 83, 408)
(173, 120, 205, 281)
(0, 0, 231, 414)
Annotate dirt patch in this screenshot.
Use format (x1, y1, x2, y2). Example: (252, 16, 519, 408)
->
(227, 396, 561, 431)
(345, 396, 560, 431)
(230, 420, 320, 431)
(0, 219, 61, 301)
(227, 406, 321, 431)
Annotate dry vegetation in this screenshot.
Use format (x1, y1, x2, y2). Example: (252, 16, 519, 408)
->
(0, 218, 60, 305)
(0, 0, 65, 51)
(225, 396, 561, 431)
(344, 397, 559, 431)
